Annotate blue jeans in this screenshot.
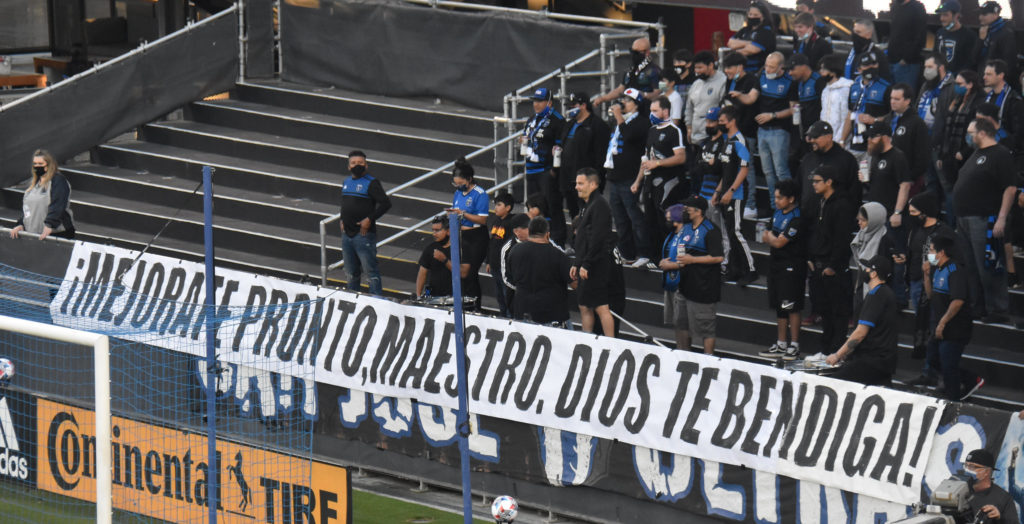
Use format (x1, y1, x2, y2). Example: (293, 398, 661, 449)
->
(909, 279, 923, 313)
(607, 180, 651, 261)
(956, 215, 1009, 316)
(757, 127, 791, 211)
(925, 338, 976, 400)
(891, 62, 922, 92)
(342, 232, 383, 295)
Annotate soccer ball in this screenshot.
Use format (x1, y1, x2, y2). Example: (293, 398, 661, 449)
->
(491, 495, 518, 523)
(0, 358, 13, 381)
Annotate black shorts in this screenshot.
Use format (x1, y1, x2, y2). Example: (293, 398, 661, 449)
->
(458, 227, 489, 268)
(577, 254, 613, 308)
(767, 262, 806, 317)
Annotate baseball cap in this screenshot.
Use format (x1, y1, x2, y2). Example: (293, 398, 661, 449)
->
(861, 254, 893, 281)
(979, 1, 1000, 14)
(965, 449, 998, 470)
(509, 213, 531, 230)
(622, 87, 643, 103)
(786, 53, 810, 69)
(568, 92, 588, 106)
(682, 195, 708, 212)
(858, 52, 879, 68)
(935, 0, 961, 13)
(531, 87, 552, 101)
(864, 120, 891, 138)
(805, 120, 834, 138)
(705, 107, 722, 120)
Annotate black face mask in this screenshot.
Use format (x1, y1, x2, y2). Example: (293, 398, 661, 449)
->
(350, 164, 366, 177)
(631, 50, 645, 67)
(747, 16, 762, 27)
(852, 34, 871, 53)
(862, 67, 878, 81)
(706, 126, 719, 136)
(909, 214, 926, 227)
(33, 166, 46, 177)
(696, 72, 709, 81)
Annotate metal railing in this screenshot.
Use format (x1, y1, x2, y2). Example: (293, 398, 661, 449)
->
(319, 130, 524, 285)
(610, 310, 667, 349)
(0, 227, 77, 245)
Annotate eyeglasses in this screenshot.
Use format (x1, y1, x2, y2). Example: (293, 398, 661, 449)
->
(810, 178, 825, 184)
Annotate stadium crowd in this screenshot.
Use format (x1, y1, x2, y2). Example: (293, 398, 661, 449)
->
(344, 0, 1024, 401)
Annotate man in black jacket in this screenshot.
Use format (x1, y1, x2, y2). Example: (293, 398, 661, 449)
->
(508, 218, 575, 326)
(887, 84, 931, 199)
(887, 0, 927, 90)
(339, 150, 392, 296)
(978, 2, 1017, 87)
(604, 88, 653, 265)
(556, 92, 611, 246)
(934, 0, 978, 76)
(799, 121, 861, 212)
(571, 168, 616, 336)
(982, 59, 1024, 153)
(808, 165, 856, 353)
(791, 12, 832, 71)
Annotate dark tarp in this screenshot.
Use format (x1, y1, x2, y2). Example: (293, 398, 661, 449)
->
(0, 10, 238, 189)
(280, 0, 630, 112)
(246, 0, 276, 78)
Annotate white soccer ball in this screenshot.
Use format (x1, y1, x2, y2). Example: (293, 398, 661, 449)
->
(0, 358, 14, 381)
(491, 495, 518, 523)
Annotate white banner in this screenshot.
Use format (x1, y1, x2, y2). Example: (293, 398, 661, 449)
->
(51, 242, 943, 504)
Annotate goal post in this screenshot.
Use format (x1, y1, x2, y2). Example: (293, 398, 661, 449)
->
(0, 314, 111, 524)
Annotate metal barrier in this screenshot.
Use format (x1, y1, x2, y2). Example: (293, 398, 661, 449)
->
(610, 309, 668, 349)
(0, 227, 76, 245)
(319, 131, 524, 285)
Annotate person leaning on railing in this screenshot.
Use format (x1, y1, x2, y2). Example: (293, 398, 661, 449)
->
(9, 149, 75, 241)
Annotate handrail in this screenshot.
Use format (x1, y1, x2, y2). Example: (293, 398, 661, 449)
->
(404, 0, 663, 31)
(319, 132, 524, 285)
(0, 5, 239, 114)
(610, 310, 668, 349)
(512, 49, 602, 97)
(0, 227, 77, 245)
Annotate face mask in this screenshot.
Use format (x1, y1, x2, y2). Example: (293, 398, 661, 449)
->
(33, 166, 46, 176)
(923, 67, 939, 81)
(455, 183, 468, 192)
(706, 125, 719, 136)
(650, 113, 666, 125)
(910, 214, 925, 227)
(966, 132, 976, 148)
(944, 21, 955, 30)
(747, 16, 762, 26)
(798, 31, 810, 41)
(862, 68, 877, 81)
(674, 66, 686, 76)
(765, 72, 780, 80)
(566, 107, 580, 119)
(954, 84, 968, 96)
(852, 34, 871, 52)
(926, 253, 939, 265)
(696, 72, 709, 81)
(350, 164, 366, 177)
(658, 80, 668, 91)
(631, 50, 645, 66)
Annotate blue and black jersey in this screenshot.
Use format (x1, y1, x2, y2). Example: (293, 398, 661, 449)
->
(452, 185, 490, 229)
(676, 218, 723, 303)
(524, 107, 565, 176)
(718, 131, 751, 201)
(930, 260, 973, 341)
(733, 24, 776, 72)
(769, 206, 803, 264)
(696, 134, 725, 201)
(757, 71, 797, 129)
(340, 173, 391, 237)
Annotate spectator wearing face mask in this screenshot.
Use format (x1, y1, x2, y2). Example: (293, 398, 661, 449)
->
(415, 215, 453, 300)
(886, 0, 927, 90)
(558, 92, 611, 224)
(794, 0, 831, 38)
(818, 54, 855, 139)
(671, 49, 695, 116)
(604, 88, 653, 266)
(886, 83, 931, 196)
(920, 53, 956, 135)
(934, 0, 978, 77)
(788, 53, 827, 139)
(977, 2, 1017, 88)
(684, 51, 727, 146)
(844, 19, 891, 82)
(727, 1, 777, 73)
(961, 449, 1018, 523)
(695, 107, 727, 229)
(593, 37, 662, 107)
(338, 150, 391, 296)
(842, 52, 892, 163)
(791, 13, 831, 71)
(753, 52, 797, 217)
(936, 69, 982, 219)
(659, 204, 688, 349)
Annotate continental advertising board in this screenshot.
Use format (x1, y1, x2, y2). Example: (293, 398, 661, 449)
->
(35, 398, 351, 523)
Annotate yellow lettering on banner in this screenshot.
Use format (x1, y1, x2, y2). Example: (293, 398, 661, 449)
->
(36, 399, 350, 523)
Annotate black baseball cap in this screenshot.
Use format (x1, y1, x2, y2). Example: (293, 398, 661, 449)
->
(979, 1, 1001, 14)
(786, 53, 810, 69)
(858, 52, 880, 68)
(935, 0, 961, 13)
(965, 449, 998, 470)
(683, 195, 708, 212)
(805, 120, 834, 138)
(864, 120, 891, 138)
(862, 254, 893, 281)
(568, 92, 589, 106)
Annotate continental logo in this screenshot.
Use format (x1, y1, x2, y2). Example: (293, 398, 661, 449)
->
(37, 399, 350, 523)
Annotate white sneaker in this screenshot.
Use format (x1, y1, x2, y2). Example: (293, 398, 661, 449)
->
(743, 208, 759, 220)
(629, 257, 651, 268)
(758, 343, 787, 358)
(782, 343, 800, 361)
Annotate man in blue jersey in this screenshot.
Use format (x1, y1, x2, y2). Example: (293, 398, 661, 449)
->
(522, 87, 565, 209)
(673, 195, 724, 354)
(658, 203, 687, 349)
(715, 105, 757, 286)
(339, 151, 392, 296)
(759, 179, 805, 360)
(695, 107, 726, 229)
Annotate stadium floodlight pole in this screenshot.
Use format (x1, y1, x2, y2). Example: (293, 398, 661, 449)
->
(203, 165, 219, 524)
(447, 210, 474, 524)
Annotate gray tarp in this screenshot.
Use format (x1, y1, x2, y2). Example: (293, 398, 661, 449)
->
(280, 0, 630, 112)
(0, 10, 238, 189)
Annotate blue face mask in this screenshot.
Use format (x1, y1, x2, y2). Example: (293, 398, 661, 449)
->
(566, 107, 580, 119)
(649, 113, 666, 125)
(954, 84, 968, 96)
(966, 132, 975, 147)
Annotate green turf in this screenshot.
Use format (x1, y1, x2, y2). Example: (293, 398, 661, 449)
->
(352, 489, 490, 524)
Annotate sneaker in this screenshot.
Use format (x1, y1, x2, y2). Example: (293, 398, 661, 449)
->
(643, 261, 658, 270)
(736, 272, 758, 287)
(629, 257, 651, 268)
(905, 375, 937, 387)
(619, 257, 636, 266)
(960, 377, 985, 401)
(782, 343, 800, 361)
(759, 342, 787, 358)
(743, 207, 759, 220)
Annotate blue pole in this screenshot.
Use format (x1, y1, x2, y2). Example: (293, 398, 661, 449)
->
(203, 166, 218, 523)
(447, 211, 473, 524)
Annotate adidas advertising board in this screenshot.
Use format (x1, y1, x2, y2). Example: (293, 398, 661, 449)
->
(0, 392, 36, 485)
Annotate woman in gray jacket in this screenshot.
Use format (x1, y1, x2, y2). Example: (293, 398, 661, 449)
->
(9, 149, 75, 240)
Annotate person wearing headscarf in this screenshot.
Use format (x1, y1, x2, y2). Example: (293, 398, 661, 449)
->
(851, 202, 895, 311)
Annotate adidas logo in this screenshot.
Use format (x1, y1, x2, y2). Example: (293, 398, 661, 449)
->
(0, 397, 28, 480)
